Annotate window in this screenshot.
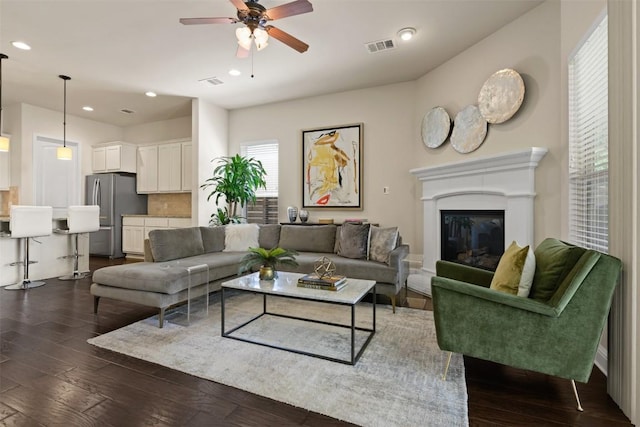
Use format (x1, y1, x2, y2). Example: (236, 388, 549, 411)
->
(568, 13, 608, 253)
(241, 141, 278, 224)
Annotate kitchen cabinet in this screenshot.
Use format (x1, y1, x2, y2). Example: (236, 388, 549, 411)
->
(92, 142, 137, 173)
(181, 142, 192, 191)
(136, 145, 158, 193)
(158, 143, 182, 192)
(122, 215, 192, 257)
(0, 149, 10, 190)
(136, 139, 191, 194)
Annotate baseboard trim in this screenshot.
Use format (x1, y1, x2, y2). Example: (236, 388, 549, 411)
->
(594, 343, 607, 376)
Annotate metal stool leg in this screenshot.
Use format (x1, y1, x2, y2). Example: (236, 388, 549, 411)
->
(59, 233, 90, 280)
(442, 352, 453, 380)
(5, 237, 46, 290)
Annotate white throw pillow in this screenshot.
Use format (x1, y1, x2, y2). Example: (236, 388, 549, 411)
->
(517, 245, 536, 297)
(223, 223, 260, 252)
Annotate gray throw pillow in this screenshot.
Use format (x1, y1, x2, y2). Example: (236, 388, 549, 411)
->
(368, 226, 399, 264)
(337, 222, 370, 259)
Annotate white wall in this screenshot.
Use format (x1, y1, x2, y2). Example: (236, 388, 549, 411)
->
(228, 82, 418, 248)
(123, 116, 191, 143)
(193, 99, 228, 226)
(4, 103, 122, 205)
(412, 0, 561, 253)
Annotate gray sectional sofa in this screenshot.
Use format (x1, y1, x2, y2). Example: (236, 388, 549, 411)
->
(91, 223, 409, 327)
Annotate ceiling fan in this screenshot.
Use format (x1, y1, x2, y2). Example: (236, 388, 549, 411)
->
(180, 0, 313, 57)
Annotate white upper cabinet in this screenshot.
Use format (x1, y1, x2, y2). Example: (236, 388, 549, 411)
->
(92, 142, 137, 173)
(137, 145, 158, 193)
(158, 142, 182, 192)
(136, 139, 191, 194)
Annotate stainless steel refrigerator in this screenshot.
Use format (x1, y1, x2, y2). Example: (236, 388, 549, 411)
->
(86, 173, 147, 258)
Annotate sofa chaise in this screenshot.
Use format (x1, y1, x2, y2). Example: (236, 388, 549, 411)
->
(91, 223, 409, 327)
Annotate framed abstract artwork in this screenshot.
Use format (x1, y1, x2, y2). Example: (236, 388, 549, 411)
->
(302, 123, 363, 209)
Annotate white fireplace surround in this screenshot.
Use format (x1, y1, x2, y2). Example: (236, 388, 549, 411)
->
(409, 147, 548, 291)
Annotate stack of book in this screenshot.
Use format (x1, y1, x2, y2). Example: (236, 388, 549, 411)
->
(297, 273, 348, 291)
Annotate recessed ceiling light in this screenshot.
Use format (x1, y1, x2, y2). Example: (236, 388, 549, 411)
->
(11, 41, 31, 50)
(83, 106, 94, 112)
(397, 27, 416, 41)
(145, 91, 157, 97)
(229, 69, 241, 77)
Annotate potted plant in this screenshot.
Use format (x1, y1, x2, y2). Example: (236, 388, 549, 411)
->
(201, 154, 267, 225)
(239, 247, 299, 280)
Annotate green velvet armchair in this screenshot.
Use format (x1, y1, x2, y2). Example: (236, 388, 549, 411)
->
(431, 238, 622, 411)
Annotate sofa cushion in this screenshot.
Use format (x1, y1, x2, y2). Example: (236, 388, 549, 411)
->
(278, 225, 336, 253)
(529, 238, 585, 302)
(149, 227, 204, 262)
(337, 222, 370, 259)
(259, 224, 281, 249)
(200, 226, 225, 253)
(224, 223, 260, 252)
(368, 226, 398, 264)
(489, 241, 530, 295)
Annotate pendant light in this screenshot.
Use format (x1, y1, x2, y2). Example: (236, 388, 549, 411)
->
(56, 75, 72, 160)
(0, 53, 9, 152)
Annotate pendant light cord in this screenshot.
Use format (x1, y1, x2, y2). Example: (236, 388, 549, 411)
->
(59, 75, 71, 148)
(0, 53, 7, 136)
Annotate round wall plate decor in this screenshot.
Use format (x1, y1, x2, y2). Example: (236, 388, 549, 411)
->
(478, 68, 525, 124)
(450, 105, 487, 154)
(421, 106, 451, 149)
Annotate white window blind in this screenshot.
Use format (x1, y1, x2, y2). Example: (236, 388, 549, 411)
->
(568, 13, 608, 253)
(241, 141, 279, 197)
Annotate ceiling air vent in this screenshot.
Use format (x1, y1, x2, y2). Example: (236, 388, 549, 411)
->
(120, 108, 135, 114)
(365, 39, 396, 54)
(200, 76, 224, 86)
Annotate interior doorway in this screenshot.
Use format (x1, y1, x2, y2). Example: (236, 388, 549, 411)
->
(33, 134, 80, 218)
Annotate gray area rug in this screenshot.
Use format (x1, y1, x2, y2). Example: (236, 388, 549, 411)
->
(88, 293, 468, 426)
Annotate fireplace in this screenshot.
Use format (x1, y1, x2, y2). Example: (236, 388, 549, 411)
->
(441, 210, 505, 271)
(409, 147, 547, 295)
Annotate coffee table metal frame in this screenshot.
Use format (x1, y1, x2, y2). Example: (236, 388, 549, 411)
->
(221, 273, 376, 365)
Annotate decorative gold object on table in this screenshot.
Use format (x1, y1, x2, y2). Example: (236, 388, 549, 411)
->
(314, 256, 337, 279)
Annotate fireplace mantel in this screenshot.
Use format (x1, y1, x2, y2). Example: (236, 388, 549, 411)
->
(409, 147, 548, 291)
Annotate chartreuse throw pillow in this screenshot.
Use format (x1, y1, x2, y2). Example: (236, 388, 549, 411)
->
(490, 241, 534, 296)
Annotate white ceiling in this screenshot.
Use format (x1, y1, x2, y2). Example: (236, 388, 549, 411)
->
(0, 0, 544, 127)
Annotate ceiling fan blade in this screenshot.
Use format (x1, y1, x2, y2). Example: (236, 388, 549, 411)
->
(265, 25, 309, 53)
(265, 0, 313, 21)
(180, 17, 237, 25)
(230, 0, 249, 12)
(236, 45, 250, 58)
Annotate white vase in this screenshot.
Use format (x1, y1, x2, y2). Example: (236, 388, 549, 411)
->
(299, 209, 309, 223)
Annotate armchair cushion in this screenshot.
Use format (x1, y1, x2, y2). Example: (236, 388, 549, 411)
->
(530, 238, 584, 302)
(489, 241, 531, 295)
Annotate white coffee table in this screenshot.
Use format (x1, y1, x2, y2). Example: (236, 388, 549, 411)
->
(221, 271, 376, 365)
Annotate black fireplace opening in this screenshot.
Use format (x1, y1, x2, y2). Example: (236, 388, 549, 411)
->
(441, 210, 505, 271)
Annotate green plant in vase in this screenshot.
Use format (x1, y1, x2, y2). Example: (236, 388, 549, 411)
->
(239, 247, 299, 280)
(201, 154, 267, 225)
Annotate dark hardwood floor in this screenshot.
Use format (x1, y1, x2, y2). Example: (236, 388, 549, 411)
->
(0, 257, 632, 426)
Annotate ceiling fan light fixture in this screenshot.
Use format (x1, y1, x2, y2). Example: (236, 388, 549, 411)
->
(398, 27, 416, 41)
(253, 27, 269, 50)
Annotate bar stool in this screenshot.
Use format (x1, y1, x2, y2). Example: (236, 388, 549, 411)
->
(5, 205, 53, 290)
(56, 205, 100, 280)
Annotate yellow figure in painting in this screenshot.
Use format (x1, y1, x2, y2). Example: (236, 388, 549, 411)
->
(307, 130, 350, 205)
